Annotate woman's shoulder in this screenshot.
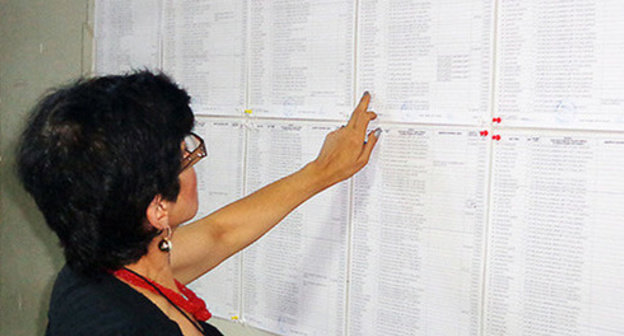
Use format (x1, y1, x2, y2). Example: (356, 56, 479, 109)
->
(46, 265, 182, 336)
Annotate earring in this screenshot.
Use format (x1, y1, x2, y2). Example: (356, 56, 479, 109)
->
(158, 227, 173, 252)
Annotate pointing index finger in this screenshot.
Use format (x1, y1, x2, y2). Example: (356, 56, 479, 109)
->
(347, 91, 371, 129)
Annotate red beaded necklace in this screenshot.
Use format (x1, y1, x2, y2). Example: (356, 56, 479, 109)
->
(113, 267, 212, 322)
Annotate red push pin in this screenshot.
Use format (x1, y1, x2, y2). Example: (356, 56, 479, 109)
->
(492, 117, 502, 123)
(479, 130, 489, 136)
(492, 135, 501, 141)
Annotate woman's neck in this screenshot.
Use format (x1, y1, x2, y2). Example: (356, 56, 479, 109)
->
(123, 236, 177, 290)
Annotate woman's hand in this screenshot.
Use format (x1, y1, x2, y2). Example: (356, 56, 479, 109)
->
(310, 92, 381, 188)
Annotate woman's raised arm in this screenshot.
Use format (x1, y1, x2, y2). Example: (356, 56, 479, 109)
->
(171, 93, 380, 284)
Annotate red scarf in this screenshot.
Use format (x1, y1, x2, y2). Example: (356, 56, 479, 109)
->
(113, 268, 212, 321)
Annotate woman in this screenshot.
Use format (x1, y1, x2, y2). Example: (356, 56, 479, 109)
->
(17, 71, 379, 335)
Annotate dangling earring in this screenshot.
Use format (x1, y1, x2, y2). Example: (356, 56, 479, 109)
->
(158, 226, 173, 252)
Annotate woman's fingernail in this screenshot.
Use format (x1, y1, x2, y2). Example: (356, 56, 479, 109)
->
(363, 91, 370, 97)
(374, 128, 382, 137)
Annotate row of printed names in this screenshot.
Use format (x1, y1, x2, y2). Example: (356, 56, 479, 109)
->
(95, 0, 624, 131)
(187, 115, 624, 336)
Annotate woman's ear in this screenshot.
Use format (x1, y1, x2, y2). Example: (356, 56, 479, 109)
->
(145, 194, 170, 231)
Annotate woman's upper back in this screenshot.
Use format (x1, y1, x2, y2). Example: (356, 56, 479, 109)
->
(46, 265, 223, 336)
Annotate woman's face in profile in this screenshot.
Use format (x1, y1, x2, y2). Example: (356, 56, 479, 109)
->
(169, 164, 199, 226)
(167, 137, 204, 226)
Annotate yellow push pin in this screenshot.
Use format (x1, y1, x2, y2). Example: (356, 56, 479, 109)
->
(244, 109, 252, 115)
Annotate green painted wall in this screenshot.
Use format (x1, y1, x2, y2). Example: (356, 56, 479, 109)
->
(0, 1, 272, 335)
(0, 1, 91, 335)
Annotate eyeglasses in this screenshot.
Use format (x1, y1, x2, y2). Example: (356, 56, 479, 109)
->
(180, 132, 207, 172)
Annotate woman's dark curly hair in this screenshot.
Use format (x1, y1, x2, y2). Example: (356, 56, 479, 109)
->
(16, 71, 194, 276)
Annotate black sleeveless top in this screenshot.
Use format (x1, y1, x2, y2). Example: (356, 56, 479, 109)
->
(46, 265, 224, 336)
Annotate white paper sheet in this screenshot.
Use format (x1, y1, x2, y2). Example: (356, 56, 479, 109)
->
(248, 0, 356, 119)
(495, 1, 624, 130)
(162, 0, 247, 115)
(94, 0, 161, 74)
(92, 2, 624, 335)
(357, 0, 495, 125)
(347, 126, 489, 336)
(485, 131, 624, 336)
(242, 121, 348, 336)
(187, 117, 246, 319)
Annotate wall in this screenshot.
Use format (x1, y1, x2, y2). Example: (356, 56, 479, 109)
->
(4, 1, 623, 335)
(0, 1, 90, 334)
